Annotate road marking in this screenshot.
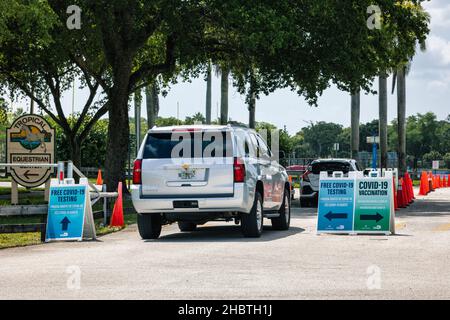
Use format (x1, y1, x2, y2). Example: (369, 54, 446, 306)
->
(433, 223, 450, 232)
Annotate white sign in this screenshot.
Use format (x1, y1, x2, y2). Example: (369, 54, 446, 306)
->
(6, 114, 55, 187)
(432, 161, 440, 170)
(366, 136, 380, 144)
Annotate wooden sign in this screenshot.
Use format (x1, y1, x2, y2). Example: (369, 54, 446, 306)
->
(6, 114, 55, 188)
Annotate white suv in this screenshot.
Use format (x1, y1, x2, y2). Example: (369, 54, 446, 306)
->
(131, 125, 291, 239)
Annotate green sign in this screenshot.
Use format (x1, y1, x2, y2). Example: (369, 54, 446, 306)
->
(354, 177, 393, 233)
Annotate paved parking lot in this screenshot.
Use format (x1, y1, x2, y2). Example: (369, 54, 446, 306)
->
(0, 188, 449, 299)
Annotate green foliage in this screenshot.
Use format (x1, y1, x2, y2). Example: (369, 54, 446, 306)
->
(443, 153, 450, 169)
(184, 112, 206, 125)
(423, 151, 442, 163)
(0, 98, 8, 125)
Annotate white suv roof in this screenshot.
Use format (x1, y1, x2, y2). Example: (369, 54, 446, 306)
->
(148, 124, 253, 133)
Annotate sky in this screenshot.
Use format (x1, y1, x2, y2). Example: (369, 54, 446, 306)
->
(6, 0, 450, 135)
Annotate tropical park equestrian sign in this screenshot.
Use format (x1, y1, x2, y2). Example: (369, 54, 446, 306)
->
(6, 114, 55, 188)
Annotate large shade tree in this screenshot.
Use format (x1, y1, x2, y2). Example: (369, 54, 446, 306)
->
(0, 0, 108, 168)
(1, 0, 430, 190)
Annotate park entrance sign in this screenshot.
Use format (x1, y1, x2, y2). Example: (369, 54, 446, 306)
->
(6, 114, 55, 188)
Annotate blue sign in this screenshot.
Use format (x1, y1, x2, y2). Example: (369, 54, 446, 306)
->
(46, 185, 88, 241)
(317, 178, 355, 232)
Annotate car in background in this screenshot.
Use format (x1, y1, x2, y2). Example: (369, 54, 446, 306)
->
(299, 159, 362, 207)
(131, 125, 291, 239)
(286, 165, 308, 200)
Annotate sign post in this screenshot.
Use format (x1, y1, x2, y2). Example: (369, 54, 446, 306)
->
(317, 171, 395, 235)
(317, 171, 356, 234)
(45, 179, 96, 242)
(6, 115, 55, 199)
(354, 171, 394, 234)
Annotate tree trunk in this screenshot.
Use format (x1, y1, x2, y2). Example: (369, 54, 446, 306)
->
(205, 63, 212, 124)
(146, 82, 159, 129)
(105, 62, 133, 192)
(397, 67, 407, 175)
(350, 90, 360, 160)
(134, 88, 142, 156)
(68, 137, 82, 169)
(379, 74, 388, 169)
(220, 68, 229, 125)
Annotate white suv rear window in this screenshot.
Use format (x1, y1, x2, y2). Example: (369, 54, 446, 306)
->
(143, 131, 233, 159)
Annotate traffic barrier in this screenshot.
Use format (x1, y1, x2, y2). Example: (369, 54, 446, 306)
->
(110, 182, 124, 227)
(96, 169, 103, 185)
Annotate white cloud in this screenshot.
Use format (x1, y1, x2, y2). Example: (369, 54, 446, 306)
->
(425, 35, 450, 66)
(425, 3, 450, 28)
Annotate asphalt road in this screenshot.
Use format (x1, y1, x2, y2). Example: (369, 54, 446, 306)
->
(0, 188, 449, 300)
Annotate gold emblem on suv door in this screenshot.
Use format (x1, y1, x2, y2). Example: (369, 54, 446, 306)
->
(179, 164, 197, 180)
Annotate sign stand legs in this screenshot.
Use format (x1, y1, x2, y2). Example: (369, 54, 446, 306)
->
(11, 180, 18, 205)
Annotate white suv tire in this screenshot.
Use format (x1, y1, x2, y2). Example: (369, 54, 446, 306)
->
(272, 188, 291, 230)
(241, 192, 263, 238)
(137, 213, 162, 239)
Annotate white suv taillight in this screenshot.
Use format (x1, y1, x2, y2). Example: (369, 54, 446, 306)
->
(233, 157, 246, 183)
(133, 159, 142, 185)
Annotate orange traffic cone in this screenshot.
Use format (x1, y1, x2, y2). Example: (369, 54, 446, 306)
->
(96, 169, 103, 185)
(397, 178, 406, 208)
(429, 172, 435, 192)
(110, 182, 124, 227)
(418, 171, 428, 196)
(405, 172, 413, 203)
(402, 178, 410, 207)
(439, 175, 443, 188)
(444, 176, 448, 188)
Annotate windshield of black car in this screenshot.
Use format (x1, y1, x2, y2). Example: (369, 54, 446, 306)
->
(311, 162, 351, 174)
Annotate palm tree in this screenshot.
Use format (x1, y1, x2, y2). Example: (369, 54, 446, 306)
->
(379, 73, 388, 169)
(350, 89, 360, 159)
(146, 82, 159, 129)
(391, 6, 429, 174)
(134, 88, 142, 155)
(219, 67, 229, 125)
(248, 70, 256, 129)
(205, 61, 212, 124)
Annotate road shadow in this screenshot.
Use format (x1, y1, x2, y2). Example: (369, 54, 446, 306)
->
(145, 225, 305, 243)
(396, 200, 450, 218)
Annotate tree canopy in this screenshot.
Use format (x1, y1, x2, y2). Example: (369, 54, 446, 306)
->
(0, 0, 431, 189)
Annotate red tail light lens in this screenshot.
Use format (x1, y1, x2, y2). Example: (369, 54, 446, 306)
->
(133, 159, 142, 185)
(233, 157, 246, 183)
(302, 171, 310, 182)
